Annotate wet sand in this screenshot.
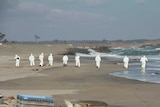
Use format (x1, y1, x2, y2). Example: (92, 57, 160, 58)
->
(0, 44, 160, 107)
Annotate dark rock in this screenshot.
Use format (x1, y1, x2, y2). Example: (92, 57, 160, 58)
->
(62, 46, 111, 55)
(62, 48, 89, 55)
(92, 46, 111, 53)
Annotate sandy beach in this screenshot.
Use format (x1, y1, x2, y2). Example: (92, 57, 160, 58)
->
(0, 44, 160, 107)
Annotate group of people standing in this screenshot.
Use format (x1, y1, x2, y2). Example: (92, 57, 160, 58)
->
(28, 53, 54, 67)
(62, 54, 101, 68)
(15, 53, 53, 67)
(15, 53, 148, 70)
(123, 55, 148, 71)
(14, 53, 102, 68)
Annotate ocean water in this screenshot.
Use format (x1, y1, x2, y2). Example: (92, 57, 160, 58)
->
(108, 45, 160, 83)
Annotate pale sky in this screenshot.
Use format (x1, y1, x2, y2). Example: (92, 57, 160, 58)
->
(0, 0, 160, 41)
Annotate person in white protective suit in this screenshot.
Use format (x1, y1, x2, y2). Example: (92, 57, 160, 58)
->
(95, 55, 101, 68)
(48, 53, 53, 66)
(39, 53, 44, 66)
(14, 54, 20, 67)
(75, 55, 80, 67)
(123, 56, 129, 69)
(29, 53, 35, 66)
(140, 55, 148, 71)
(62, 55, 68, 66)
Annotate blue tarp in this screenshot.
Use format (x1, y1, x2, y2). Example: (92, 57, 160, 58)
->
(17, 94, 55, 103)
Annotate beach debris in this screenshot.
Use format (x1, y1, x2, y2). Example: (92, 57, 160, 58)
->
(0, 94, 3, 98)
(0, 94, 4, 104)
(43, 63, 47, 67)
(74, 103, 83, 107)
(32, 68, 39, 71)
(0, 94, 16, 106)
(16, 94, 54, 107)
(64, 99, 73, 107)
(65, 99, 108, 107)
(3, 96, 15, 105)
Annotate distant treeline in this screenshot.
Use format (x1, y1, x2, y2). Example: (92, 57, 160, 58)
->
(5, 39, 157, 44)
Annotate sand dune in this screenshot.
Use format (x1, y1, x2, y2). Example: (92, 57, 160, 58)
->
(0, 43, 71, 59)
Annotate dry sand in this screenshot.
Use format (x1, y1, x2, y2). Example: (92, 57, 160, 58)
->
(0, 44, 160, 107)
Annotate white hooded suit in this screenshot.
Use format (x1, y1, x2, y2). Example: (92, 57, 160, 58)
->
(123, 56, 129, 69)
(140, 56, 148, 69)
(15, 54, 20, 67)
(29, 54, 35, 66)
(75, 55, 80, 67)
(95, 55, 101, 68)
(48, 53, 53, 66)
(63, 55, 68, 66)
(39, 53, 44, 66)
